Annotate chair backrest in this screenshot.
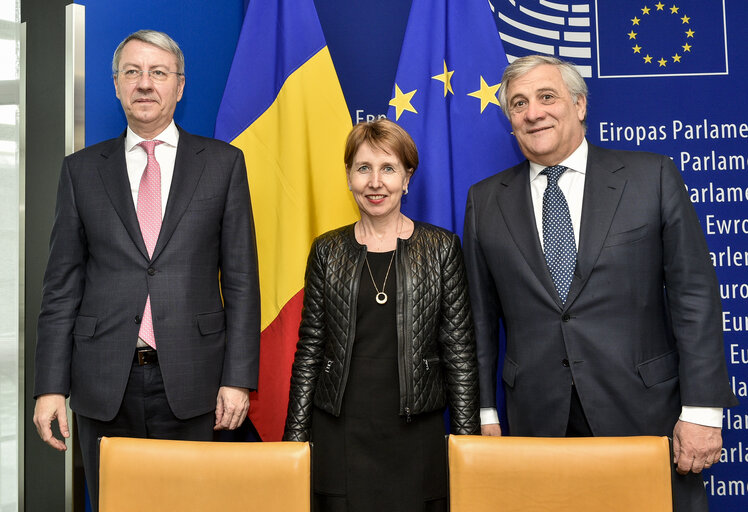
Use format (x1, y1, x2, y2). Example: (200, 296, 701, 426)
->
(99, 437, 310, 512)
(448, 434, 672, 512)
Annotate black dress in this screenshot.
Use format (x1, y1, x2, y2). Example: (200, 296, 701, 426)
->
(310, 250, 448, 512)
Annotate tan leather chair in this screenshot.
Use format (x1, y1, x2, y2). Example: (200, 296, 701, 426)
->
(448, 434, 673, 512)
(99, 437, 310, 512)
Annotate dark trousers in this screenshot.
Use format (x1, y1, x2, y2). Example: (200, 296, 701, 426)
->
(565, 385, 709, 512)
(77, 357, 214, 512)
(565, 385, 593, 437)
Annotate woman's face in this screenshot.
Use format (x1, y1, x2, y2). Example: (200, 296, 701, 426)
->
(347, 141, 411, 221)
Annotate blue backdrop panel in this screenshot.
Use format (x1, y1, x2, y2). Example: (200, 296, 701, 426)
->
(79, 1, 747, 510)
(78, 0, 244, 143)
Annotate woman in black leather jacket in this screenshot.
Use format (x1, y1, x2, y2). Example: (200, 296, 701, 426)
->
(283, 119, 479, 512)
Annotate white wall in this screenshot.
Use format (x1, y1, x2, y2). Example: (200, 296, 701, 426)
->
(0, 1, 21, 511)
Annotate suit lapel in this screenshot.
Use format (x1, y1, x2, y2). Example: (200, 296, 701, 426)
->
(495, 162, 561, 305)
(97, 132, 150, 260)
(151, 128, 206, 262)
(565, 144, 627, 307)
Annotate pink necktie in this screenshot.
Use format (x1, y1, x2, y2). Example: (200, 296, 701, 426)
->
(137, 140, 164, 349)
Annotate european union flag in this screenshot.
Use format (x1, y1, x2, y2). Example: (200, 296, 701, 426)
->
(387, 0, 524, 238)
(596, 1, 728, 77)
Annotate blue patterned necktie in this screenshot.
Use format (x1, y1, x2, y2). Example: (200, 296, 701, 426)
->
(541, 165, 577, 304)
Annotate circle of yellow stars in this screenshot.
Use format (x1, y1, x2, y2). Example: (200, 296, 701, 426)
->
(628, 3, 693, 67)
(389, 59, 502, 120)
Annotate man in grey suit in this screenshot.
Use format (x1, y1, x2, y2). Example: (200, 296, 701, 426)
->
(32, 30, 260, 509)
(463, 55, 737, 511)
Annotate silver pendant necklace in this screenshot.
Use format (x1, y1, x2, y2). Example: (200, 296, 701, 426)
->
(365, 251, 395, 304)
(358, 214, 404, 305)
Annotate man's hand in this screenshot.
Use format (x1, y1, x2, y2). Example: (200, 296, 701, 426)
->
(673, 420, 722, 475)
(33, 394, 69, 451)
(214, 386, 250, 431)
(481, 423, 502, 436)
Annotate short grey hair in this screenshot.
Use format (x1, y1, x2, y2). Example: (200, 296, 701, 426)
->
(498, 55, 587, 122)
(112, 30, 185, 75)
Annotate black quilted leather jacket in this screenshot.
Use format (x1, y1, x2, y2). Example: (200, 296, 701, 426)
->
(283, 222, 479, 441)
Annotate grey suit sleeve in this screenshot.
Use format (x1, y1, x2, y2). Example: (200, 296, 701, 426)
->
(218, 148, 261, 390)
(463, 186, 504, 409)
(660, 155, 738, 408)
(34, 157, 88, 397)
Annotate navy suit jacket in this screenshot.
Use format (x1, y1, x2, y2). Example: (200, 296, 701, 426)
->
(464, 142, 737, 437)
(34, 127, 260, 421)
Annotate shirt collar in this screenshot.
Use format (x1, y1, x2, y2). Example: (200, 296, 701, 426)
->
(125, 120, 179, 152)
(529, 138, 588, 182)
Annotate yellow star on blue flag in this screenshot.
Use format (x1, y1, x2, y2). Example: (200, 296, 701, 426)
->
(431, 60, 455, 97)
(467, 77, 500, 113)
(389, 85, 418, 120)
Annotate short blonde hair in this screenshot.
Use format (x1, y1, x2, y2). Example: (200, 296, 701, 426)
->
(344, 119, 419, 178)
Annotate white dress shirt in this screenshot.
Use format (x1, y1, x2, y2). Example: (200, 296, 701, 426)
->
(125, 120, 179, 348)
(125, 120, 180, 219)
(480, 138, 722, 429)
(530, 139, 588, 250)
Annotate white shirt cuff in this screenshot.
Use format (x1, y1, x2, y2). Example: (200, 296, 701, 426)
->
(679, 406, 723, 428)
(480, 406, 722, 428)
(481, 407, 722, 428)
(480, 407, 500, 425)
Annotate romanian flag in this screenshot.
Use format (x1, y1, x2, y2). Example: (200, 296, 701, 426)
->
(388, 0, 523, 238)
(215, 0, 356, 441)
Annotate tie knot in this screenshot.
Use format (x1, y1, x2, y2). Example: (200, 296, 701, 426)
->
(541, 165, 567, 186)
(138, 140, 163, 156)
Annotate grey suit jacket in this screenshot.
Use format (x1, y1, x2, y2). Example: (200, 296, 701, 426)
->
(34, 127, 260, 421)
(464, 142, 737, 437)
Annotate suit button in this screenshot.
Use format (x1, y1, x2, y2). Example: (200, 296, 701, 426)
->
(562, 314, 571, 322)
(147, 267, 156, 276)
(562, 359, 570, 367)
(134, 315, 141, 324)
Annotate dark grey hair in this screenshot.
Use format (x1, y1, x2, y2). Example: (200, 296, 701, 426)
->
(112, 30, 185, 75)
(498, 55, 587, 122)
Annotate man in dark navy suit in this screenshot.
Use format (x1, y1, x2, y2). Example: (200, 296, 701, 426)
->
(33, 30, 260, 510)
(464, 55, 737, 512)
